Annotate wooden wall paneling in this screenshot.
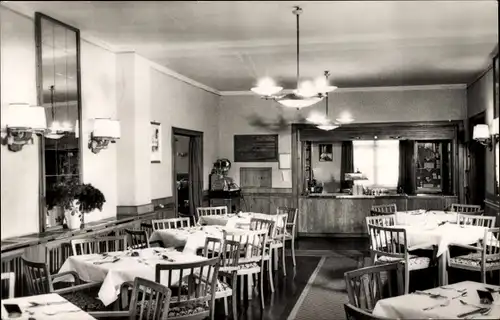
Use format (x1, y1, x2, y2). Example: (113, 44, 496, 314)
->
(268, 195, 294, 215)
(240, 168, 272, 188)
(1, 248, 26, 297)
(372, 197, 408, 211)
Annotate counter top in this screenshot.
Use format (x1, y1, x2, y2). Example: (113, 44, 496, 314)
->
(305, 193, 407, 199)
(1, 211, 158, 253)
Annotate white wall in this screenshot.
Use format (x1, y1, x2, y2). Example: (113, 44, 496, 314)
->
(0, 7, 40, 239)
(149, 66, 220, 200)
(219, 87, 466, 188)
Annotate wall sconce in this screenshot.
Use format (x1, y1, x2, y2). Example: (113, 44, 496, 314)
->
(1, 103, 47, 152)
(88, 118, 121, 154)
(473, 118, 499, 151)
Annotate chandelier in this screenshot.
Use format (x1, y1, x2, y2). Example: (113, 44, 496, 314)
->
(250, 6, 337, 109)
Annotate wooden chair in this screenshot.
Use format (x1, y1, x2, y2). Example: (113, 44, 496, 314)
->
(21, 257, 104, 311)
(197, 206, 228, 218)
(155, 257, 220, 320)
(448, 228, 500, 284)
(268, 214, 289, 277)
(365, 215, 396, 234)
(344, 263, 404, 312)
(451, 204, 482, 214)
(71, 236, 127, 256)
(249, 218, 276, 291)
(1, 272, 15, 299)
(89, 277, 172, 319)
(152, 217, 191, 231)
(140, 222, 153, 237)
(223, 229, 269, 310)
(277, 206, 298, 267)
(370, 204, 397, 216)
(344, 303, 395, 320)
(125, 229, 150, 249)
(367, 225, 431, 294)
(457, 214, 496, 228)
(202, 237, 235, 317)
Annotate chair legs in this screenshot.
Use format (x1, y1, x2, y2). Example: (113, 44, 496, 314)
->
(282, 245, 287, 277)
(404, 267, 410, 294)
(267, 260, 274, 292)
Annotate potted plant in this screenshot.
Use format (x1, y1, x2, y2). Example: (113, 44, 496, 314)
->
(46, 182, 106, 229)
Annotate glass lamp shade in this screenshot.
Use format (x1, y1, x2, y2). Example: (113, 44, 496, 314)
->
(317, 120, 339, 131)
(491, 118, 499, 136)
(473, 124, 490, 140)
(276, 93, 323, 109)
(306, 112, 328, 124)
(1, 103, 47, 130)
(251, 86, 283, 96)
(336, 116, 355, 124)
(93, 118, 121, 139)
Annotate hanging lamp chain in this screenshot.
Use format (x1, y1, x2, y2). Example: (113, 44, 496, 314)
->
(324, 71, 330, 116)
(293, 6, 302, 89)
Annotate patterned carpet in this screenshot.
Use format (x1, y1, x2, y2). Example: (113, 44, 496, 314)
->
(289, 254, 365, 320)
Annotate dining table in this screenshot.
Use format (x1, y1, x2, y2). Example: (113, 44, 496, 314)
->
(1, 293, 96, 319)
(56, 247, 207, 306)
(198, 212, 283, 228)
(149, 225, 226, 254)
(376, 217, 489, 285)
(395, 210, 458, 226)
(372, 281, 500, 319)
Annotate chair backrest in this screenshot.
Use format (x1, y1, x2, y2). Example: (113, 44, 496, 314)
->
(367, 225, 408, 261)
(140, 222, 153, 238)
(482, 228, 500, 258)
(196, 206, 227, 218)
(155, 257, 220, 319)
(277, 206, 298, 226)
(371, 204, 397, 215)
(272, 214, 289, 240)
(250, 217, 275, 238)
(451, 203, 482, 213)
(203, 237, 222, 259)
(128, 277, 172, 320)
(71, 235, 127, 256)
(218, 240, 241, 272)
(1, 272, 15, 299)
(21, 257, 53, 295)
(152, 218, 191, 231)
(125, 229, 150, 249)
(457, 214, 496, 228)
(344, 263, 404, 311)
(344, 303, 395, 320)
(223, 229, 268, 263)
(365, 215, 396, 234)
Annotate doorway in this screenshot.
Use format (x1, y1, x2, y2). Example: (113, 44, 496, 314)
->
(172, 127, 204, 222)
(468, 112, 486, 206)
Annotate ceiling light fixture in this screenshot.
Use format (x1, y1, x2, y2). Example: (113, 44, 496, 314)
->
(250, 6, 337, 109)
(316, 71, 339, 131)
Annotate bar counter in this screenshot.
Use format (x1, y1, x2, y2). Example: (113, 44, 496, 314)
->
(298, 193, 458, 237)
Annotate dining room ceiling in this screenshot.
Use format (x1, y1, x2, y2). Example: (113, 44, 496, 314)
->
(4, 1, 498, 91)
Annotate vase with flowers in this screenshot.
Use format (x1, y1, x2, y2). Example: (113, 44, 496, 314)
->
(46, 181, 106, 229)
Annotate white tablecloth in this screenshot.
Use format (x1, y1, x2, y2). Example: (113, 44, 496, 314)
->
(372, 281, 500, 319)
(1, 293, 96, 319)
(378, 224, 487, 257)
(58, 247, 206, 306)
(149, 225, 225, 254)
(395, 210, 457, 226)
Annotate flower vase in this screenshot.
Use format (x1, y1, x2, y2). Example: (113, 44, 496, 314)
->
(65, 210, 81, 230)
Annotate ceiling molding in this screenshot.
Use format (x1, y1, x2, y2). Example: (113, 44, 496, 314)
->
(141, 55, 221, 96)
(220, 84, 467, 96)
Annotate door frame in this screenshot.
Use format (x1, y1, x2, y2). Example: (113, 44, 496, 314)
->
(171, 127, 204, 217)
(467, 112, 486, 206)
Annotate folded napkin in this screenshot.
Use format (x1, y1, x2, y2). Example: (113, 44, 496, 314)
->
(93, 257, 120, 265)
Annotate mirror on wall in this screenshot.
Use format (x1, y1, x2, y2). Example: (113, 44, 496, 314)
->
(494, 55, 499, 195)
(35, 13, 82, 229)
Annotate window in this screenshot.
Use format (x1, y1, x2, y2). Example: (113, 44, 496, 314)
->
(353, 140, 399, 188)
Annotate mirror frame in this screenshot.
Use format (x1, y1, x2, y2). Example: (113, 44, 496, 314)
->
(35, 12, 83, 232)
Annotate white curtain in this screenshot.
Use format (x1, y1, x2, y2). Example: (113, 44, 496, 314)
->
(353, 140, 399, 188)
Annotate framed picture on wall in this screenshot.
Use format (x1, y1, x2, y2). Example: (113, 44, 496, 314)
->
(319, 144, 333, 162)
(150, 121, 161, 163)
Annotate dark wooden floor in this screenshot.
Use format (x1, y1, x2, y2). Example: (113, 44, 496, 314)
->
(214, 255, 322, 320)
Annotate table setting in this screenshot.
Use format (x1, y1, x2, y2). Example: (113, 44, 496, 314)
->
(57, 247, 207, 306)
(395, 210, 458, 227)
(1, 293, 95, 319)
(372, 281, 500, 319)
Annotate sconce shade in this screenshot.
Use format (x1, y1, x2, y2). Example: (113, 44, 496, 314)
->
(473, 124, 490, 140)
(93, 118, 120, 139)
(491, 118, 499, 136)
(1, 103, 47, 130)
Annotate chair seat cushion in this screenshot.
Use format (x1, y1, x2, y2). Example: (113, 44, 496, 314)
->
(377, 255, 431, 270)
(168, 303, 210, 318)
(450, 253, 500, 268)
(63, 290, 107, 312)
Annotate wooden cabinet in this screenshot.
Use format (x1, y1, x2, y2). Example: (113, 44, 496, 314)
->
(240, 168, 272, 188)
